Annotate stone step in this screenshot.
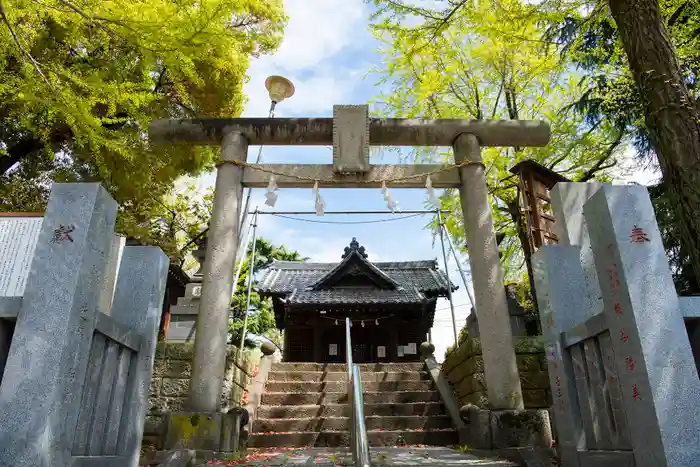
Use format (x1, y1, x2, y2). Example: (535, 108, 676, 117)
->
(257, 402, 446, 418)
(247, 429, 459, 448)
(253, 415, 453, 432)
(265, 380, 433, 393)
(267, 371, 431, 382)
(271, 362, 425, 372)
(261, 391, 441, 406)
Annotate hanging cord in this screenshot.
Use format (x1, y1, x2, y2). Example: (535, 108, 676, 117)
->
(239, 209, 260, 351)
(437, 210, 460, 348)
(231, 212, 255, 297)
(236, 102, 276, 261)
(269, 212, 424, 225)
(227, 158, 482, 185)
(440, 220, 476, 312)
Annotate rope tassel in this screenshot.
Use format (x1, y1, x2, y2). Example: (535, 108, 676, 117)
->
(381, 181, 399, 212)
(313, 181, 325, 216)
(425, 175, 441, 209)
(264, 175, 278, 207)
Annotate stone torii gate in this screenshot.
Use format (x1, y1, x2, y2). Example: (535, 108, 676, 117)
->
(149, 105, 550, 414)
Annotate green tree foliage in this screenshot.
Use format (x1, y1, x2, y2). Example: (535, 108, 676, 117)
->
(541, 0, 699, 162)
(369, 0, 623, 289)
(0, 0, 286, 243)
(229, 238, 308, 346)
(541, 0, 700, 293)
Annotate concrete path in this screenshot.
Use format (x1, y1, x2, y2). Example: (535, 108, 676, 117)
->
(212, 447, 519, 466)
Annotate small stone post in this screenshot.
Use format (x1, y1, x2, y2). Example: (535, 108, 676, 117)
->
(453, 133, 523, 410)
(111, 246, 169, 466)
(189, 131, 247, 412)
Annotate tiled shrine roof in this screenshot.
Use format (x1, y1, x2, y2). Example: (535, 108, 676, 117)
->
(258, 238, 457, 306)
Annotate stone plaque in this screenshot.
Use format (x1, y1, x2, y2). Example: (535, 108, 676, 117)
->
(192, 285, 202, 298)
(377, 346, 386, 358)
(329, 344, 337, 356)
(397, 346, 404, 357)
(0, 216, 43, 297)
(332, 105, 369, 173)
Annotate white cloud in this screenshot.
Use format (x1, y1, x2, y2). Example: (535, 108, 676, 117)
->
(269, 0, 368, 72)
(241, 0, 372, 117)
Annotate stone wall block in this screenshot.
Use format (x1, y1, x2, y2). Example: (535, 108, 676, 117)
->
(466, 338, 483, 357)
(466, 355, 485, 375)
(162, 378, 191, 397)
(470, 372, 488, 393)
(144, 415, 165, 436)
(149, 396, 187, 415)
(155, 342, 167, 359)
(464, 391, 489, 408)
(447, 360, 472, 385)
(522, 389, 549, 408)
(150, 377, 162, 397)
(513, 336, 543, 353)
(154, 359, 192, 379)
(166, 342, 195, 361)
(456, 377, 472, 398)
(516, 354, 541, 372)
(489, 409, 552, 449)
(519, 371, 550, 390)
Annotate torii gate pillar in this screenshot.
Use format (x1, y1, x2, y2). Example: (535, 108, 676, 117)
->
(150, 105, 549, 412)
(455, 134, 523, 409)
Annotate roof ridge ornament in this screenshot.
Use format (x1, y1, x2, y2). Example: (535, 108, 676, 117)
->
(342, 237, 368, 259)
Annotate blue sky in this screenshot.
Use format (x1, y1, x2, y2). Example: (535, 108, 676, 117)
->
(184, 0, 658, 360)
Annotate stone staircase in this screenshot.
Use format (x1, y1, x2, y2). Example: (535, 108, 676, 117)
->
(248, 362, 458, 448)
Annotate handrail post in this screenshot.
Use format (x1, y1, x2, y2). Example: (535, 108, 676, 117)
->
(345, 317, 370, 467)
(353, 364, 371, 467)
(345, 318, 355, 463)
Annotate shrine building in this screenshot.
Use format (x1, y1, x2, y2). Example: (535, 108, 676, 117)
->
(257, 238, 457, 363)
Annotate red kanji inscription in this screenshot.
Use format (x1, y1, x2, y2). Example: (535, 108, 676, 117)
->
(620, 329, 629, 343)
(607, 264, 621, 295)
(632, 384, 641, 400)
(614, 302, 623, 315)
(625, 357, 636, 371)
(609, 375, 615, 385)
(630, 225, 650, 243)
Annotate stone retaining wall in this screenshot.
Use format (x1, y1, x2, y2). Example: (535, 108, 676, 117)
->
(143, 342, 260, 452)
(441, 336, 551, 409)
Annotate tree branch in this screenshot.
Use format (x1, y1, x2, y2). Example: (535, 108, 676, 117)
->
(0, 1, 51, 87)
(575, 137, 623, 182)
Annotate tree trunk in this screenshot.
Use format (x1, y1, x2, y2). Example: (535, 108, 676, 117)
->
(608, 0, 700, 283)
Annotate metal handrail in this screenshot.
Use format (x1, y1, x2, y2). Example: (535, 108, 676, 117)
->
(345, 318, 370, 467)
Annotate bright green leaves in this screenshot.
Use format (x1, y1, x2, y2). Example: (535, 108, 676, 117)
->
(370, 0, 624, 281)
(0, 0, 286, 253)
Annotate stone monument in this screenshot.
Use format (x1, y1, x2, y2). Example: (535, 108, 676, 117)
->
(0, 183, 169, 467)
(533, 183, 700, 467)
(167, 237, 206, 343)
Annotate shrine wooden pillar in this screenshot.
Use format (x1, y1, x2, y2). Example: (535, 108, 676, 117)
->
(388, 318, 399, 362)
(283, 325, 291, 361)
(313, 318, 323, 363)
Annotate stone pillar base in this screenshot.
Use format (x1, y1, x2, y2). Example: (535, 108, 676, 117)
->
(459, 404, 552, 450)
(162, 410, 247, 453)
